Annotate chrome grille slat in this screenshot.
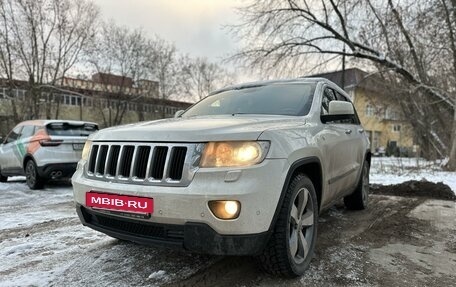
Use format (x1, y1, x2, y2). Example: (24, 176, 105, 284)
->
(103, 145, 112, 176)
(161, 147, 172, 180)
(115, 145, 126, 177)
(129, 147, 139, 178)
(85, 142, 200, 187)
(144, 147, 155, 180)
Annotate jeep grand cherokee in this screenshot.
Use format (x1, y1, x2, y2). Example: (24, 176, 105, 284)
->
(72, 78, 370, 277)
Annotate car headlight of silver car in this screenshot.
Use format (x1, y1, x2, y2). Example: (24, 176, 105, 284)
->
(200, 141, 270, 168)
(81, 140, 92, 161)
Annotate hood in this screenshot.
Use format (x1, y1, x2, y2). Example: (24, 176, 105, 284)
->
(91, 115, 305, 142)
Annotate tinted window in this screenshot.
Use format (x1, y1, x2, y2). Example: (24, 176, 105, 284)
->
(5, 126, 22, 144)
(321, 88, 336, 115)
(46, 123, 98, 137)
(183, 83, 317, 117)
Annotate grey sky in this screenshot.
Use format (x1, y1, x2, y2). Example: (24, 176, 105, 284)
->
(93, 0, 243, 62)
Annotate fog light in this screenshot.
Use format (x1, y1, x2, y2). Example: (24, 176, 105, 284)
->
(208, 200, 241, 220)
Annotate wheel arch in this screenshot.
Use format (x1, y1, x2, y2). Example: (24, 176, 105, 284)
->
(23, 154, 36, 171)
(268, 156, 323, 232)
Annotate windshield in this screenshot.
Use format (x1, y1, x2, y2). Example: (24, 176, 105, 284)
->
(46, 123, 98, 137)
(183, 83, 316, 117)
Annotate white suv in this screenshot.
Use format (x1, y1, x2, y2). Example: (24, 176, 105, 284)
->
(0, 120, 98, 189)
(72, 78, 370, 277)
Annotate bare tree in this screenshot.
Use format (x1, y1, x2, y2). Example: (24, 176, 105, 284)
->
(232, 0, 456, 170)
(0, 0, 98, 121)
(147, 37, 190, 101)
(182, 56, 235, 101)
(88, 22, 156, 126)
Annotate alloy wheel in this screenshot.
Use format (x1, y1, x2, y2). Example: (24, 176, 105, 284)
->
(289, 187, 315, 264)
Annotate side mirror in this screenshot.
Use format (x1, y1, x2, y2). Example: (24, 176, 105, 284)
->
(321, 101, 355, 124)
(328, 101, 354, 115)
(174, 110, 185, 118)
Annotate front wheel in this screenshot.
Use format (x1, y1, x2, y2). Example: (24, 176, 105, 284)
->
(259, 174, 318, 277)
(25, 160, 45, 190)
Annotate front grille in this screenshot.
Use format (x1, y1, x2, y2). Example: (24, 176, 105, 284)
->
(85, 142, 199, 186)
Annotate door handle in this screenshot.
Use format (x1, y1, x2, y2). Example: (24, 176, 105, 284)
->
(345, 129, 352, 135)
(358, 129, 364, 134)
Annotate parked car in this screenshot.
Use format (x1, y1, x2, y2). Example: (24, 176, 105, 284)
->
(72, 78, 370, 277)
(0, 120, 98, 189)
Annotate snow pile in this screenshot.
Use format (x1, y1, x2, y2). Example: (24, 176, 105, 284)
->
(370, 157, 456, 195)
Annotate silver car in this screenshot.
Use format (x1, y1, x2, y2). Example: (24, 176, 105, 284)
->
(0, 120, 98, 189)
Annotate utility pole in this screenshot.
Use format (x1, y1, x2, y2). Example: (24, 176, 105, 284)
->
(341, 0, 347, 90)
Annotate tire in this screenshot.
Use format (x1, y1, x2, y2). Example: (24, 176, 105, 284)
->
(0, 172, 7, 182)
(344, 161, 369, 210)
(259, 174, 318, 277)
(25, 160, 45, 190)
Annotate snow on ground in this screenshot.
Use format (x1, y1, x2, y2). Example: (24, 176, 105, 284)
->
(370, 157, 456, 194)
(0, 177, 75, 229)
(0, 159, 454, 286)
(0, 179, 217, 287)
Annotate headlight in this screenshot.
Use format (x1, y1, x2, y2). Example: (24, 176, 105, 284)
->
(81, 140, 92, 161)
(200, 141, 269, 167)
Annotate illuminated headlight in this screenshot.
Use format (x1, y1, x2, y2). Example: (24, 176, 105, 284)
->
(81, 140, 92, 161)
(200, 141, 270, 168)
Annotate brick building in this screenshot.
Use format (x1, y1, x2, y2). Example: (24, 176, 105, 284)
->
(0, 74, 191, 136)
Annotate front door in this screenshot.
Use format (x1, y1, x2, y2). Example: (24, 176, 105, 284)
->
(318, 87, 363, 203)
(0, 125, 24, 174)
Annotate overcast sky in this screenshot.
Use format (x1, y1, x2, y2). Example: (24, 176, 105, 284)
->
(93, 0, 243, 62)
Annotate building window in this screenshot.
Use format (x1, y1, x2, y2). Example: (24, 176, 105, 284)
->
(16, 89, 26, 101)
(385, 107, 400, 120)
(392, 124, 401, 132)
(365, 104, 376, 117)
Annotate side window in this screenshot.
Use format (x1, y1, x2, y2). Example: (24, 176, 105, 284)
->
(321, 88, 336, 115)
(5, 126, 23, 144)
(20, 125, 35, 138)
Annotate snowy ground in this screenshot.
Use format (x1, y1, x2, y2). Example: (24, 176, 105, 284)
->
(370, 157, 456, 194)
(0, 159, 455, 286)
(0, 179, 218, 287)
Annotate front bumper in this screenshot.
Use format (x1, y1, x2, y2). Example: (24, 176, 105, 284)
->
(76, 204, 269, 255)
(72, 158, 289, 236)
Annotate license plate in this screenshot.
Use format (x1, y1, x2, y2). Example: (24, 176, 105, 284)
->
(86, 192, 154, 214)
(73, 143, 84, 150)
